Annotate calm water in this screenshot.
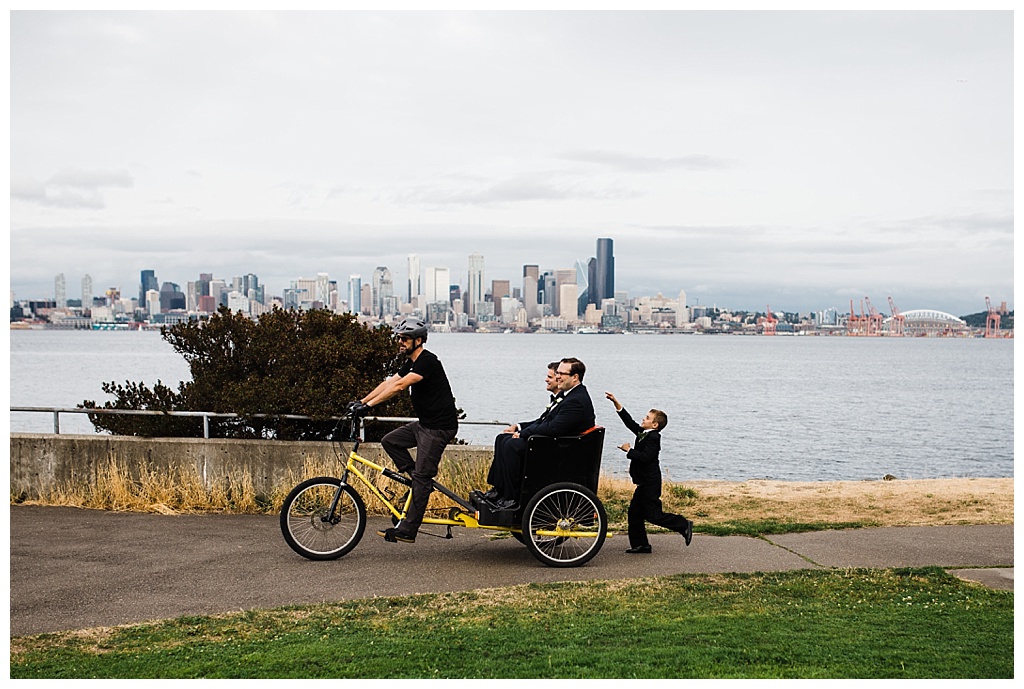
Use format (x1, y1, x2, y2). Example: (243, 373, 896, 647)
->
(8, 329, 1014, 482)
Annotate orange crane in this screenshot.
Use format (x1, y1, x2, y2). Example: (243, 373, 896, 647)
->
(985, 297, 1001, 338)
(887, 297, 905, 337)
(763, 305, 777, 335)
(864, 296, 883, 336)
(847, 299, 863, 336)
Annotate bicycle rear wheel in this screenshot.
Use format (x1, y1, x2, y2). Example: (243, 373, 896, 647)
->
(521, 482, 607, 567)
(280, 477, 366, 560)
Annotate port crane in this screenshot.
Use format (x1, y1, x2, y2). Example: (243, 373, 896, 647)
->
(847, 299, 866, 336)
(863, 296, 884, 336)
(763, 305, 778, 335)
(887, 297, 905, 337)
(985, 297, 1001, 338)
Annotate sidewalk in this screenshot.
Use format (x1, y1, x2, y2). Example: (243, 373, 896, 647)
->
(9, 506, 1013, 636)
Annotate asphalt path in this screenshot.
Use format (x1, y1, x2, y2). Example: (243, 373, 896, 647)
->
(9, 506, 1014, 636)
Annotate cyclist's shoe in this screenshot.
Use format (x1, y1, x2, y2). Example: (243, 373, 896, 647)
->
(378, 528, 415, 544)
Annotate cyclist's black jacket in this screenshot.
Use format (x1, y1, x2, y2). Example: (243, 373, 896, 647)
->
(399, 349, 459, 431)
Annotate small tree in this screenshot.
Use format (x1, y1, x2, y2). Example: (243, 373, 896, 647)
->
(81, 306, 414, 439)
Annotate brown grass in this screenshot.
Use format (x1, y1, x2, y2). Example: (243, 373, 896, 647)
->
(598, 477, 1014, 528)
(14, 456, 1013, 528)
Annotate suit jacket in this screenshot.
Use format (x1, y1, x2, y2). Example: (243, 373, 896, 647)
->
(519, 384, 596, 440)
(617, 407, 663, 486)
(518, 393, 562, 431)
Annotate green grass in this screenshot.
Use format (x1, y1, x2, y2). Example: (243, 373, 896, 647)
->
(11, 567, 1012, 679)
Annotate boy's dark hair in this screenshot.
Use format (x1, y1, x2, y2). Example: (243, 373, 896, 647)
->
(560, 357, 586, 382)
(548, 361, 559, 370)
(650, 409, 668, 429)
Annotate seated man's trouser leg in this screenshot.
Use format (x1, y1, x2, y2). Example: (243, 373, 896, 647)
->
(488, 433, 513, 489)
(493, 435, 528, 500)
(381, 421, 457, 536)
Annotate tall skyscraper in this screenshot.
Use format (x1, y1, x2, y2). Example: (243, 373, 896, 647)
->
(407, 254, 421, 303)
(371, 267, 393, 317)
(81, 274, 93, 308)
(140, 269, 157, 306)
(54, 273, 66, 308)
(348, 275, 361, 315)
(595, 237, 614, 304)
(467, 253, 484, 317)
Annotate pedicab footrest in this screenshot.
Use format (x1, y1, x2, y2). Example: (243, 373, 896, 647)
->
(474, 498, 517, 527)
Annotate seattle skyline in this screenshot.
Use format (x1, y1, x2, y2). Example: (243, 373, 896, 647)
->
(9, 11, 1013, 316)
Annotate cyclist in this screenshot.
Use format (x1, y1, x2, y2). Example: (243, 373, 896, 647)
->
(351, 318, 459, 544)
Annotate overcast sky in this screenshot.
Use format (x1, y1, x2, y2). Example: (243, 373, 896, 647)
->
(8, 10, 1014, 316)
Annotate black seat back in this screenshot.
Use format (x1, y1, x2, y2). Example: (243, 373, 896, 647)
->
(520, 426, 605, 500)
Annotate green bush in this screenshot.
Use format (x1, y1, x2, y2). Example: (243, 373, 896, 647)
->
(81, 307, 413, 440)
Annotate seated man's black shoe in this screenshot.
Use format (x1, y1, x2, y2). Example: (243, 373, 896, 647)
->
(489, 497, 518, 511)
(377, 527, 415, 544)
(482, 488, 501, 501)
(625, 545, 652, 554)
(681, 519, 694, 546)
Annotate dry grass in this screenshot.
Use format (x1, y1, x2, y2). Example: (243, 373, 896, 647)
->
(596, 476, 1014, 528)
(14, 457, 1013, 528)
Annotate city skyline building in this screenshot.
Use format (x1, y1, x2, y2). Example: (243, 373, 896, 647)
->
(347, 275, 361, 315)
(54, 273, 66, 309)
(139, 269, 157, 307)
(81, 274, 93, 307)
(467, 252, 484, 318)
(595, 237, 614, 305)
(407, 254, 421, 303)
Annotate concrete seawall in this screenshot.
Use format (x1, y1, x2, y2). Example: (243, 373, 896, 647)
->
(9, 433, 493, 499)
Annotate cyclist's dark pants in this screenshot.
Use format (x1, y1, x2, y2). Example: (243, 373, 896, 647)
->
(381, 421, 457, 536)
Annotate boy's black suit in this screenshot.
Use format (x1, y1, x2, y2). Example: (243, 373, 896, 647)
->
(617, 407, 690, 549)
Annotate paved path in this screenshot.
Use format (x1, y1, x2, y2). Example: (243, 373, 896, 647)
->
(9, 506, 1014, 636)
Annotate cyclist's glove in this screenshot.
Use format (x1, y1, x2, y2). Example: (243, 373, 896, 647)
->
(350, 402, 372, 418)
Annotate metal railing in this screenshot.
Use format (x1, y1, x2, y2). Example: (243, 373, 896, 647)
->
(9, 406, 509, 439)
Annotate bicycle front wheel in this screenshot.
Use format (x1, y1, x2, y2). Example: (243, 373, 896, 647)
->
(280, 477, 366, 560)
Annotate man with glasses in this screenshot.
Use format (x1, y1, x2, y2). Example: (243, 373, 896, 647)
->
(480, 357, 595, 511)
(351, 318, 459, 544)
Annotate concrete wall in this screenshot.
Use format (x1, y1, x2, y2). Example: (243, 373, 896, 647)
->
(9, 433, 493, 500)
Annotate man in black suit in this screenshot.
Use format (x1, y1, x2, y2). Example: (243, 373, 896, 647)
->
(482, 357, 596, 510)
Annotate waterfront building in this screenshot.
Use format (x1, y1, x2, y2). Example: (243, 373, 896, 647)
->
(467, 253, 484, 317)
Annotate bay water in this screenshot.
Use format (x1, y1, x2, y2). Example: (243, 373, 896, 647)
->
(8, 329, 1014, 483)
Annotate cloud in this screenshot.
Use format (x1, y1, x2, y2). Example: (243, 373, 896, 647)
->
(11, 167, 134, 209)
(393, 173, 641, 207)
(558, 149, 738, 173)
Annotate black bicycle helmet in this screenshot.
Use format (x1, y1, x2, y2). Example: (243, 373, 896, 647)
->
(393, 317, 428, 341)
